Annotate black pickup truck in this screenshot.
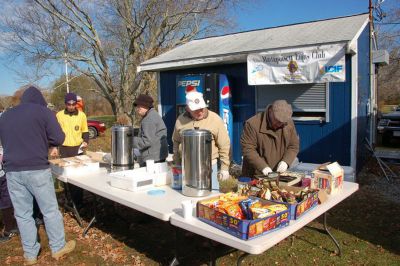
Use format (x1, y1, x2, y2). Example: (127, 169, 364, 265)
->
(377, 106, 400, 146)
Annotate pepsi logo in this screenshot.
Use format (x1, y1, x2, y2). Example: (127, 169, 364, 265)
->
(221, 86, 230, 98)
(185, 85, 196, 93)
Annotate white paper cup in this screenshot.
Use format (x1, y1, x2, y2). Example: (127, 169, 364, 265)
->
(146, 160, 155, 173)
(181, 200, 193, 219)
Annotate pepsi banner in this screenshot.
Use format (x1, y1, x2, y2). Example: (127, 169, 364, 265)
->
(218, 74, 233, 142)
(247, 44, 346, 85)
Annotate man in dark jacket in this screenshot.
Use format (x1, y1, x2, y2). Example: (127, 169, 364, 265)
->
(241, 100, 299, 178)
(0, 86, 75, 264)
(133, 94, 168, 167)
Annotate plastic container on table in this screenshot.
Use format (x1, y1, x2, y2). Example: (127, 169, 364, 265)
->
(237, 177, 251, 194)
(171, 165, 182, 190)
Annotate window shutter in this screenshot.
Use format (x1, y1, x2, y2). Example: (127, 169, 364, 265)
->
(256, 83, 328, 120)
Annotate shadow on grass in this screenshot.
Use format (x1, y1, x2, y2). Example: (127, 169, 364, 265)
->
(317, 157, 400, 255)
(72, 195, 219, 265)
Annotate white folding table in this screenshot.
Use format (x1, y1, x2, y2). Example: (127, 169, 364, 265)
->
(65, 173, 219, 234)
(170, 182, 359, 265)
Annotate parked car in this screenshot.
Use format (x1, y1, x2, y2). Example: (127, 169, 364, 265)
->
(377, 106, 400, 146)
(87, 119, 106, 139)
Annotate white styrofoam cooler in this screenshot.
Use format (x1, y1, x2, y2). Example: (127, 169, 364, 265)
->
(109, 162, 171, 191)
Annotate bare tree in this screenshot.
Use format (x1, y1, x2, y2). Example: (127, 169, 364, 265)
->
(375, 0, 400, 105)
(0, 0, 249, 123)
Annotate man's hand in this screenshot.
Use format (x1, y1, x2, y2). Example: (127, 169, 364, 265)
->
(218, 170, 230, 181)
(49, 147, 59, 158)
(276, 161, 288, 173)
(262, 167, 272, 176)
(81, 142, 88, 149)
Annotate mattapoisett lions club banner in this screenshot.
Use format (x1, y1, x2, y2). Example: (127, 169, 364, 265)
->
(247, 44, 346, 85)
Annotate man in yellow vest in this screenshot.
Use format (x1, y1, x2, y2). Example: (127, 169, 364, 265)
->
(56, 93, 89, 208)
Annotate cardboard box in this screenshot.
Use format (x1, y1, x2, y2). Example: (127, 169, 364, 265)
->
(269, 185, 319, 220)
(50, 155, 100, 177)
(312, 162, 344, 194)
(197, 196, 289, 240)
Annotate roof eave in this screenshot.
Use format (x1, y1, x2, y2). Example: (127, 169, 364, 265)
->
(137, 54, 248, 72)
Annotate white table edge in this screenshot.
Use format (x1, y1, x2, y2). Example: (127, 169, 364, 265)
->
(170, 182, 359, 254)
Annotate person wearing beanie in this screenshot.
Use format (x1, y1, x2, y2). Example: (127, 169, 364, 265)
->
(133, 94, 168, 166)
(0, 86, 75, 264)
(241, 99, 299, 177)
(172, 91, 231, 191)
(56, 92, 89, 208)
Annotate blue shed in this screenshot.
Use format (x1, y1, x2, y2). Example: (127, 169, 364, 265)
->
(139, 13, 387, 173)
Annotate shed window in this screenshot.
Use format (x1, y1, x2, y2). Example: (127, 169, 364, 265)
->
(255, 83, 330, 122)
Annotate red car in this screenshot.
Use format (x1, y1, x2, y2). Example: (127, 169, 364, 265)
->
(87, 120, 106, 139)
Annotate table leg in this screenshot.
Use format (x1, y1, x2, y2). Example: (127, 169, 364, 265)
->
(237, 252, 250, 266)
(82, 216, 96, 237)
(82, 193, 97, 237)
(208, 239, 216, 266)
(169, 227, 181, 266)
(64, 183, 83, 227)
(323, 212, 341, 256)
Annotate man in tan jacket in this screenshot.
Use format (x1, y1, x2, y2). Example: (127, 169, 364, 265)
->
(172, 91, 230, 190)
(241, 100, 299, 177)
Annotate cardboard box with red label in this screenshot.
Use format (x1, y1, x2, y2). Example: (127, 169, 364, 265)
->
(312, 162, 344, 195)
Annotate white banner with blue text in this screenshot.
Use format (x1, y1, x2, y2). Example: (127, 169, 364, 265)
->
(247, 44, 346, 85)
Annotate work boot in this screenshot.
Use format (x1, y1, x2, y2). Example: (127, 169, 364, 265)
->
(0, 235, 11, 244)
(35, 218, 44, 227)
(52, 240, 76, 260)
(24, 257, 38, 265)
(0, 229, 19, 244)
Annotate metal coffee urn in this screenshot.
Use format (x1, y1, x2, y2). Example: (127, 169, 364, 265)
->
(182, 129, 212, 197)
(111, 125, 134, 171)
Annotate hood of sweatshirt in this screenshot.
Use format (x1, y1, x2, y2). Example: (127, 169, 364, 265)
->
(20, 86, 47, 107)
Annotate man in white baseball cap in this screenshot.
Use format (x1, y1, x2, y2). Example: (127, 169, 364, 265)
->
(172, 91, 231, 190)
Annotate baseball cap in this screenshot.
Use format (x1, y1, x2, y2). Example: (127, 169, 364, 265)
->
(186, 91, 207, 111)
(134, 94, 154, 109)
(65, 92, 77, 104)
(271, 100, 293, 123)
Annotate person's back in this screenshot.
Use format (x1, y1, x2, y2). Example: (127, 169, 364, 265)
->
(140, 108, 168, 162)
(133, 94, 168, 165)
(0, 87, 65, 171)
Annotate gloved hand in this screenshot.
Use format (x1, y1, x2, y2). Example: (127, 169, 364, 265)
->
(262, 167, 272, 176)
(133, 148, 141, 157)
(218, 170, 230, 181)
(276, 161, 288, 173)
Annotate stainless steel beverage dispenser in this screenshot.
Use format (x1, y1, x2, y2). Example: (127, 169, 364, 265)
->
(182, 129, 212, 197)
(111, 125, 134, 171)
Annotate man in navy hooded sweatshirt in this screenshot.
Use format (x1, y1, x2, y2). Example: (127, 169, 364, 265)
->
(0, 86, 75, 265)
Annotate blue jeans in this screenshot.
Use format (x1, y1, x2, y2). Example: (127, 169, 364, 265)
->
(7, 168, 66, 259)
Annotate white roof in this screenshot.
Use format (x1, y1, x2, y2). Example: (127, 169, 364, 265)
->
(139, 13, 369, 72)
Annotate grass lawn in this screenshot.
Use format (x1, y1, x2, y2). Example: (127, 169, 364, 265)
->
(1, 130, 399, 265)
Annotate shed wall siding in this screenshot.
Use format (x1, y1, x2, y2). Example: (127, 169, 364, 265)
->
(356, 25, 371, 172)
(160, 58, 354, 165)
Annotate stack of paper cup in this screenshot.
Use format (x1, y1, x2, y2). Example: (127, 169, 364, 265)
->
(146, 160, 155, 173)
(181, 200, 194, 219)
